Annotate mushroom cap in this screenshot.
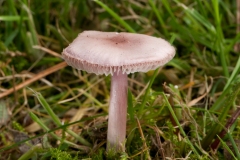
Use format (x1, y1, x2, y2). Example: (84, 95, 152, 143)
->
(62, 31, 175, 75)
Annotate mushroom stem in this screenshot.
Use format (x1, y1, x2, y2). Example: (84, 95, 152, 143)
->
(107, 72, 128, 152)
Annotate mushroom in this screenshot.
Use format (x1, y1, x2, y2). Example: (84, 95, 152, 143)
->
(62, 31, 175, 152)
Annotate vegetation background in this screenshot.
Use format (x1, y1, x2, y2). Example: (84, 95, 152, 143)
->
(0, 0, 240, 159)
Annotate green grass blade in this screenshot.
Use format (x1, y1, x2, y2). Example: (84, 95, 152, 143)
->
(161, 0, 175, 19)
(0, 16, 28, 21)
(210, 78, 240, 112)
(139, 34, 176, 117)
(227, 132, 240, 159)
(161, 93, 200, 158)
(224, 56, 240, 90)
(29, 112, 86, 149)
(29, 112, 60, 139)
(217, 135, 238, 160)
(7, 0, 18, 15)
(93, 0, 135, 33)
(32, 91, 62, 126)
(138, 69, 158, 117)
(168, 58, 191, 74)
(31, 89, 91, 146)
(148, 0, 168, 36)
(202, 79, 240, 149)
(212, 0, 229, 77)
(65, 129, 91, 147)
(175, 1, 215, 34)
(4, 29, 19, 46)
(195, 0, 208, 18)
(21, 1, 42, 59)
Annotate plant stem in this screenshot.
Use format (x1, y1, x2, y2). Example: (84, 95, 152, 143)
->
(107, 72, 128, 152)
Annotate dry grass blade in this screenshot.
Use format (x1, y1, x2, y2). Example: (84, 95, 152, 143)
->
(136, 117, 151, 160)
(0, 62, 67, 98)
(187, 77, 213, 107)
(33, 45, 62, 58)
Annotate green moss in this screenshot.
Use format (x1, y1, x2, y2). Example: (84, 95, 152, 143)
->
(49, 148, 78, 160)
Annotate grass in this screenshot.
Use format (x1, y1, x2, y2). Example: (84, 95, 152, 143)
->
(0, 0, 240, 159)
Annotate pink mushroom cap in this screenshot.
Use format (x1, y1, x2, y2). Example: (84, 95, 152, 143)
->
(62, 31, 175, 75)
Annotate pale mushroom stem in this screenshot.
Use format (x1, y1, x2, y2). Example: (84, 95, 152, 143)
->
(107, 72, 128, 152)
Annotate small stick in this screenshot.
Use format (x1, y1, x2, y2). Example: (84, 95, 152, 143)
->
(0, 62, 67, 99)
